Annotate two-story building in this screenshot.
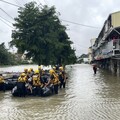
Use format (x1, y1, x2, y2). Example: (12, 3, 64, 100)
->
(91, 11, 120, 75)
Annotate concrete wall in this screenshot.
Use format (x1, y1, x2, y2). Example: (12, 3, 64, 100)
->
(112, 12, 120, 27)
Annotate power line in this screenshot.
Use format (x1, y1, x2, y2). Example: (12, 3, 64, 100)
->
(61, 19, 101, 29)
(0, 0, 101, 30)
(0, 15, 13, 23)
(0, 0, 20, 7)
(14, 0, 22, 6)
(0, 8, 14, 20)
(0, 18, 14, 28)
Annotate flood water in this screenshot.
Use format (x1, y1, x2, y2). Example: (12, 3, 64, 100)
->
(1, 64, 120, 120)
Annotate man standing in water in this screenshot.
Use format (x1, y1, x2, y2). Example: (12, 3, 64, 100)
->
(93, 64, 97, 74)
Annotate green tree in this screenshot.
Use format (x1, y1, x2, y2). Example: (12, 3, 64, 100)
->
(10, 2, 76, 65)
(0, 43, 15, 65)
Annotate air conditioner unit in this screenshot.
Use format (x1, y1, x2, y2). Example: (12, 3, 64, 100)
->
(113, 49, 120, 55)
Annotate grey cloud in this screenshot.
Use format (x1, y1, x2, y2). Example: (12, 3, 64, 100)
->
(1, 0, 120, 56)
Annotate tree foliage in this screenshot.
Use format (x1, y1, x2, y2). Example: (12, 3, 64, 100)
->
(10, 2, 76, 65)
(0, 43, 15, 65)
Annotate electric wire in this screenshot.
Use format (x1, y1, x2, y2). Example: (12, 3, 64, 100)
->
(0, 15, 13, 23)
(0, 0, 20, 7)
(0, 18, 14, 28)
(61, 19, 101, 29)
(0, 0, 101, 29)
(14, 0, 22, 6)
(0, 8, 14, 20)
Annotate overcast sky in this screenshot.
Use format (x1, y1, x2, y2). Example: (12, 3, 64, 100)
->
(0, 0, 120, 56)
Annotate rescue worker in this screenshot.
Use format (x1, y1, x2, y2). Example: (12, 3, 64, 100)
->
(53, 66, 56, 72)
(24, 68, 28, 74)
(0, 74, 5, 91)
(26, 69, 33, 94)
(32, 70, 43, 96)
(17, 73, 26, 97)
(28, 69, 32, 78)
(30, 68, 34, 77)
(49, 69, 60, 94)
(24, 68, 29, 81)
(59, 67, 66, 89)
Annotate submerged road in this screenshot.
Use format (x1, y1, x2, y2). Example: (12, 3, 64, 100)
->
(0, 64, 120, 120)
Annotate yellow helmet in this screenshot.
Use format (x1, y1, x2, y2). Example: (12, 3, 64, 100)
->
(28, 69, 31, 73)
(38, 66, 41, 69)
(53, 66, 56, 70)
(24, 68, 28, 72)
(59, 67, 64, 71)
(49, 69, 55, 75)
(30, 68, 33, 71)
(35, 70, 39, 74)
(21, 73, 26, 77)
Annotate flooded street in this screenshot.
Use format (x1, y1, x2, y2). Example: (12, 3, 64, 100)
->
(1, 64, 120, 120)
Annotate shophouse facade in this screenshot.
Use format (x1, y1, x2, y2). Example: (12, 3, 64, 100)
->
(91, 11, 120, 75)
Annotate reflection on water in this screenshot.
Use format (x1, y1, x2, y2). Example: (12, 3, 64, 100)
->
(0, 64, 120, 120)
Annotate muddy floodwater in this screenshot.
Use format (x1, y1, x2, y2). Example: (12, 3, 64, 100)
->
(1, 64, 120, 120)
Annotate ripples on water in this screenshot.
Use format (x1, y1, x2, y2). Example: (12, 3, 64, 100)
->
(1, 64, 120, 120)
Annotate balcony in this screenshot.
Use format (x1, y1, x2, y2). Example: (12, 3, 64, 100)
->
(94, 39, 120, 60)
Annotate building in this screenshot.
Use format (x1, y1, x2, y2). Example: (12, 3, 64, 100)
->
(91, 11, 120, 75)
(88, 38, 96, 63)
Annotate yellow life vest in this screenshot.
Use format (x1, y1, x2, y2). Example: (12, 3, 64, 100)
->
(32, 75, 41, 86)
(0, 76, 4, 83)
(52, 73, 60, 85)
(18, 77, 26, 82)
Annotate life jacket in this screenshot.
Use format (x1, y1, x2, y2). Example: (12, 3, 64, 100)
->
(0, 76, 4, 83)
(52, 73, 60, 85)
(18, 76, 26, 83)
(32, 75, 41, 86)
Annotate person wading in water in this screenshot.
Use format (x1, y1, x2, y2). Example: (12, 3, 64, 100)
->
(92, 64, 97, 74)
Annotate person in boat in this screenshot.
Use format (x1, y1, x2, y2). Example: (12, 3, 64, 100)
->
(41, 70, 54, 95)
(0, 74, 5, 91)
(38, 65, 43, 76)
(59, 66, 66, 89)
(92, 63, 97, 74)
(49, 69, 60, 94)
(26, 69, 33, 94)
(23, 68, 29, 80)
(24, 68, 28, 74)
(32, 70, 43, 96)
(30, 68, 34, 77)
(17, 73, 27, 97)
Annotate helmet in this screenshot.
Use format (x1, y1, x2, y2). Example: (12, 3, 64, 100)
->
(35, 70, 39, 74)
(59, 67, 64, 71)
(24, 68, 28, 72)
(30, 68, 33, 71)
(49, 69, 55, 75)
(21, 73, 26, 77)
(28, 69, 31, 73)
(53, 66, 56, 70)
(38, 66, 41, 69)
